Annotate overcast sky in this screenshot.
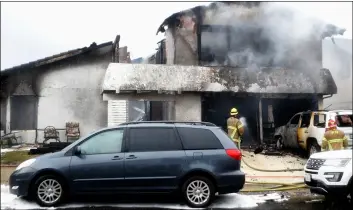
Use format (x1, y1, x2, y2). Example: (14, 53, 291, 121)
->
(1, 1, 352, 70)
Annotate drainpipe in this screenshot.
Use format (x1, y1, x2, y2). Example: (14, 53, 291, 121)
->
(323, 94, 333, 99)
(321, 94, 333, 111)
(258, 98, 263, 144)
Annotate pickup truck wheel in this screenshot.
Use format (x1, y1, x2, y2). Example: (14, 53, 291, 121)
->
(181, 176, 215, 208)
(275, 136, 283, 150)
(308, 141, 320, 157)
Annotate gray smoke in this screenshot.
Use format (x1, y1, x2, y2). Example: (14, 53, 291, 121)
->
(201, 2, 343, 74)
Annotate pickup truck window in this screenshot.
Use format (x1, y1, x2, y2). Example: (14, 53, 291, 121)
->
(336, 114, 353, 127)
(314, 114, 326, 128)
(290, 114, 300, 125)
(300, 113, 311, 128)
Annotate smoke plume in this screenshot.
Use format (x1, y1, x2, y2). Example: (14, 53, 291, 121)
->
(201, 2, 343, 75)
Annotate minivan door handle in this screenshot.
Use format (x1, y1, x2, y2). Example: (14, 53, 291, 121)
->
(111, 155, 123, 160)
(126, 155, 137, 159)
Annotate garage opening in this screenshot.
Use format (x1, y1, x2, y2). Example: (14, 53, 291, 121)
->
(261, 97, 317, 143)
(201, 93, 318, 146)
(201, 93, 258, 146)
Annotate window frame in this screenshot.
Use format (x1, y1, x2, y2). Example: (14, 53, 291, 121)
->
(313, 113, 327, 128)
(75, 128, 126, 155)
(126, 126, 182, 153)
(335, 114, 353, 127)
(289, 114, 301, 125)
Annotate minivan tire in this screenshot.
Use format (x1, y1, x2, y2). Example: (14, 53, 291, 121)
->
(32, 175, 66, 207)
(181, 176, 215, 208)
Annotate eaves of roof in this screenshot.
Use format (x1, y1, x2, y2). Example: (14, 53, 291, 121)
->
(1, 41, 113, 76)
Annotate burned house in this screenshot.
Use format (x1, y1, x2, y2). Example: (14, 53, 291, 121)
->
(0, 35, 131, 144)
(101, 2, 344, 145)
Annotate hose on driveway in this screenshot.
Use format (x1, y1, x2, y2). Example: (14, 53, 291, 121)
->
(245, 180, 304, 186)
(241, 183, 307, 192)
(241, 154, 304, 172)
(239, 150, 307, 192)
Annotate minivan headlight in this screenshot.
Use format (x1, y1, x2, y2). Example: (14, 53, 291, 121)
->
(323, 159, 351, 167)
(16, 158, 36, 171)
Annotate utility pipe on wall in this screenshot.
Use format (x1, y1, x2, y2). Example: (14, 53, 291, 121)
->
(259, 98, 263, 144)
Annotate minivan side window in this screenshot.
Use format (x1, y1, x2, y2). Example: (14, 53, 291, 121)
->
(128, 127, 181, 152)
(79, 129, 124, 155)
(177, 127, 223, 150)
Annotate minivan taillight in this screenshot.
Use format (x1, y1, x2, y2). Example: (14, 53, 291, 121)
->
(226, 149, 242, 160)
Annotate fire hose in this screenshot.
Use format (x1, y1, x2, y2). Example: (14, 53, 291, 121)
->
(241, 181, 307, 192)
(241, 157, 304, 172)
(239, 151, 306, 192)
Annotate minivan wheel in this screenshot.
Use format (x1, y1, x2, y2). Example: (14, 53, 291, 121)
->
(181, 176, 215, 208)
(33, 175, 65, 207)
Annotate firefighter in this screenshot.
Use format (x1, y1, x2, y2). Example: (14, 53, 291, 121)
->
(321, 119, 348, 151)
(227, 108, 245, 148)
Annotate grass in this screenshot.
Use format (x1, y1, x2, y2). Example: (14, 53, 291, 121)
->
(0, 151, 39, 184)
(1, 151, 38, 165)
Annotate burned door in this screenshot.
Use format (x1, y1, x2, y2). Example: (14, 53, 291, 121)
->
(298, 112, 312, 149)
(284, 113, 301, 148)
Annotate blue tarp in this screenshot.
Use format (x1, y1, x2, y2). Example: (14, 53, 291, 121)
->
(131, 57, 143, 64)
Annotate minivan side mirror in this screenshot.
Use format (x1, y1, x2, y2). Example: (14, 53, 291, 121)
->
(74, 146, 82, 156)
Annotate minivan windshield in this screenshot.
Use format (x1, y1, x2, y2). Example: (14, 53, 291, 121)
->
(336, 114, 353, 127)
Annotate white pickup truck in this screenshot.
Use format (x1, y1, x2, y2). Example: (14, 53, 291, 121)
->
(274, 110, 352, 157)
(304, 149, 352, 199)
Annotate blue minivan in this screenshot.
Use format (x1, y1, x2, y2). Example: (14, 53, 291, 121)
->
(9, 121, 245, 208)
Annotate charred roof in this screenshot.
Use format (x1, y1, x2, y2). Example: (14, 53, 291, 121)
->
(102, 63, 337, 95)
(0, 35, 121, 76)
(156, 2, 345, 39)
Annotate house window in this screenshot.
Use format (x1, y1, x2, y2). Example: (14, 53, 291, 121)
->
(200, 24, 274, 67)
(10, 95, 37, 130)
(1, 99, 6, 130)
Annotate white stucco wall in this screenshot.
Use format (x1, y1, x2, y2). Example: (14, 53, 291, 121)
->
(33, 61, 108, 144)
(322, 38, 352, 110)
(175, 94, 201, 121)
(3, 47, 112, 144)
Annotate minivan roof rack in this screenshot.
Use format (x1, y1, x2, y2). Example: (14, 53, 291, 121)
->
(120, 121, 217, 126)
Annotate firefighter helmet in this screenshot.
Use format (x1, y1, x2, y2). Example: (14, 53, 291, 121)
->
(328, 119, 337, 129)
(230, 108, 238, 116)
